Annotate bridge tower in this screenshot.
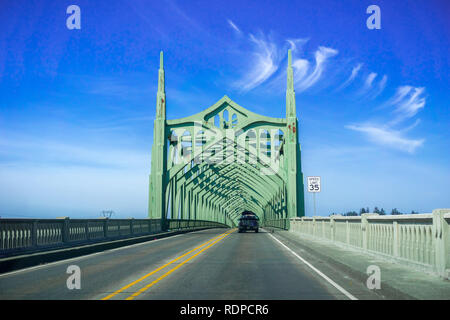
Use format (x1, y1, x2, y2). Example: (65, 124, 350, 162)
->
(285, 49, 306, 218)
(148, 51, 167, 221)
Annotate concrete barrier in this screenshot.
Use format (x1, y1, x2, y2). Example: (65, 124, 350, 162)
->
(289, 209, 450, 279)
(0, 218, 228, 258)
(0, 227, 225, 274)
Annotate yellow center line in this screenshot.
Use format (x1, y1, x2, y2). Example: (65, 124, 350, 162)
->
(125, 229, 235, 300)
(101, 228, 235, 300)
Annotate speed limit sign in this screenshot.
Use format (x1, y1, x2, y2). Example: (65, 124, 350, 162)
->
(307, 176, 321, 193)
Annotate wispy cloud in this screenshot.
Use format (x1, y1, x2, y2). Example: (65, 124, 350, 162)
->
(347, 85, 426, 153)
(286, 38, 309, 52)
(228, 25, 338, 93)
(346, 124, 424, 153)
(233, 33, 281, 91)
(374, 74, 388, 97)
(401, 118, 421, 133)
(364, 74, 388, 99)
(227, 19, 241, 34)
(295, 46, 338, 92)
(389, 86, 426, 124)
(165, 0, 204, 33)
(337, 63, 362, 91)
(292, 58, 309, 86)
(360, 72, 377, 94)
(358, 73, 388, 99)
(264, 39, 309, 90)
(227, 27, 394, 100)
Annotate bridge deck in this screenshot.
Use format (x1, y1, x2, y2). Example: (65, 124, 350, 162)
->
(0, 229, 356, 300)
(1, 229, 448, 300)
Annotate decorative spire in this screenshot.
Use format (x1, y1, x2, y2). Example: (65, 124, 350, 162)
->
(288, 49, 292, 67)
(286, 49, 296, 118)
(287, 49, 294, 92)
(156, 51, 166, 119)
(158, 51, 165, 94)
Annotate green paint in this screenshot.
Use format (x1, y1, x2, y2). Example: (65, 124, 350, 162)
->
(149, 50, 305, 227)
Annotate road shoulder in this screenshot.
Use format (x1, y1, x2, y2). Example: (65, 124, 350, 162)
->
(266, 228, 450, 300)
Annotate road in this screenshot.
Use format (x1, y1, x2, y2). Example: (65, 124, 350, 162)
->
(0, 228, 356, 300)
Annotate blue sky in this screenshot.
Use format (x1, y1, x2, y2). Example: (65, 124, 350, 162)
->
(0, 0, 449, 218)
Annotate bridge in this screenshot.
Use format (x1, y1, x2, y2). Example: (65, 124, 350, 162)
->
(148, 50, 304, 227)
(0, 51, 449, 301)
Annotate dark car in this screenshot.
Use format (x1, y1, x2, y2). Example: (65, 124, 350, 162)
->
(238, 214, 259, 233)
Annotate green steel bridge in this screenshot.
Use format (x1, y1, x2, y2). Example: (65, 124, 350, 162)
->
(1, 52, 448, 301)
(149, 50, 305, 228)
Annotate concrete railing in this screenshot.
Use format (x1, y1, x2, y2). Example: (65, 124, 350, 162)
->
(289, 209, 450, 279)
(0, 218, 228, 257)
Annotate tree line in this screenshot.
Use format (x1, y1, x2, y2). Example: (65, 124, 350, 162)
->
(330, 207, 419, 216)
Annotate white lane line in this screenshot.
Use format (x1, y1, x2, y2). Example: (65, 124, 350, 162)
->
(267, 232, 358, 300)
(0, 233, 185, 278)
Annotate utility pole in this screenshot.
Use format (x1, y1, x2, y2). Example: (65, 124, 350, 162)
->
(101, 210, 114, 218)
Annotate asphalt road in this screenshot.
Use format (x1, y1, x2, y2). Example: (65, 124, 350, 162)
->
(0, 228, 354, 300)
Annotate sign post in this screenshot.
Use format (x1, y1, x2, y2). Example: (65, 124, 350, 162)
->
(307, 176, 321, 216)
